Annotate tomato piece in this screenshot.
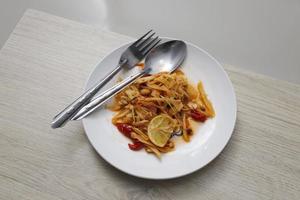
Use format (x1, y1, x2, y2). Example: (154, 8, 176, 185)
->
(116, 123, 132, 137)
(191, 110, 207, 122)
(128, 141, 144, 151)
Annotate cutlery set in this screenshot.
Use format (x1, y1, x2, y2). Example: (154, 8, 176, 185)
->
(51, 30, 186, 128)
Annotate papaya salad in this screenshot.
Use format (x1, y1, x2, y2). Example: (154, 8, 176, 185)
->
(108, 70, 215, 158)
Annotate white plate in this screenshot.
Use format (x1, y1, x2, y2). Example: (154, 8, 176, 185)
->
(82, 38, 237, 179)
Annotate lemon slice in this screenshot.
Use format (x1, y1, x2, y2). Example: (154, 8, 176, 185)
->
(148, 114, 175, 147)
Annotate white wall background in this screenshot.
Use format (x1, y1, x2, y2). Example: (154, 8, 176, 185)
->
(1, 0, 299, 83)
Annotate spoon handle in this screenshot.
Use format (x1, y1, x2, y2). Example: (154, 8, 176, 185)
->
(71, 68, 151, 121)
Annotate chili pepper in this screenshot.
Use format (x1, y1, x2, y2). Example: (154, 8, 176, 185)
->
(116, 123, 132, 138)
(191, 110, 207, 122)
(128, 141, 144, 151)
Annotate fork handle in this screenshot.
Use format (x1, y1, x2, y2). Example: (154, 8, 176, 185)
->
(51, 59, 127, 129)
(71, 68, 151, 121)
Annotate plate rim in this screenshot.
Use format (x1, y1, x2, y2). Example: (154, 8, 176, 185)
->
(82, 37, 237, 180)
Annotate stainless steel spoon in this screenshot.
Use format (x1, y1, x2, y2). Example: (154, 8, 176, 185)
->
(72, 40, 187, 120)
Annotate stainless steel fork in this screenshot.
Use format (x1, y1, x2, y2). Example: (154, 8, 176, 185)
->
(51, 30, 160, 128)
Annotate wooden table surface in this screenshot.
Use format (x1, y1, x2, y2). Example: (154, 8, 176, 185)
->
(1, 9, 299, 200)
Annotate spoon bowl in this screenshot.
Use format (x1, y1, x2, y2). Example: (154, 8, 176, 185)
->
(146, 40, 187, 74)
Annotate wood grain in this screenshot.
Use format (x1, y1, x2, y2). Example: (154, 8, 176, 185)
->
(0, 9, 299, 200)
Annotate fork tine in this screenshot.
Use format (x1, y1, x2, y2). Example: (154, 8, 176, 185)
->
(136, 32, 156, 49)
(142, 38, 161, 55)
(140, 36, 158, 52)
(132, 30, 153, 46)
